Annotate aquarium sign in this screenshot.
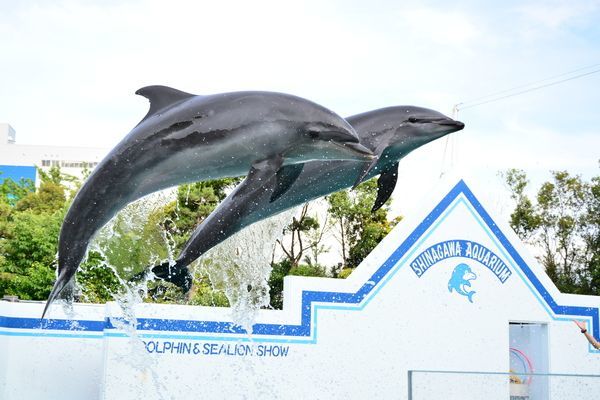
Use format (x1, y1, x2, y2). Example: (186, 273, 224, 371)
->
(143, 340, 290, 358)
(409, 239, 512, 283)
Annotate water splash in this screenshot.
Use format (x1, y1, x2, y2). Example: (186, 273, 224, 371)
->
(195, 208, 297, 333)
(65, 187, 296, 395)
(77, 191, 178, 399)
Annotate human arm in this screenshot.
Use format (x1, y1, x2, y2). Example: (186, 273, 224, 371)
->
(573, 320, 600, 349)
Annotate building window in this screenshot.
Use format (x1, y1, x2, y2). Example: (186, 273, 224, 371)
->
(40, 159, 98, 169)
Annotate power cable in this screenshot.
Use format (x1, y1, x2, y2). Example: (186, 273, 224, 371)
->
(440, 62, 600, 178)
(457, 62, 600, 108)
(456, 67, 600, 111)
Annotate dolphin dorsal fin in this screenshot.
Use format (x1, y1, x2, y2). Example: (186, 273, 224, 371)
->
(135, 85, 196, 123)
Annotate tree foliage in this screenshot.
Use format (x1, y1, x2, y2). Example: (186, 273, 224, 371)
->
(166, 179, 241, 246)
(277, 203, 322, 267)
(0, 167, 68, 299)
(503, 167, 600, 295)
(327, 178, 400, 268)
(0, 165, 398, 309)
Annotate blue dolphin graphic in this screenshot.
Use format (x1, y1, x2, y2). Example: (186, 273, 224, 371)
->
(448, 263, 477, 303)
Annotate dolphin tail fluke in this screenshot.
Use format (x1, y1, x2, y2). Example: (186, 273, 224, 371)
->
(151, 260, 194, 293)
(467, 291, 476, 303)
(41, 271, 70, 319)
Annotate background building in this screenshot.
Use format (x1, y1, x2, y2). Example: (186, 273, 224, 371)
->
(0, 123, 108, 185)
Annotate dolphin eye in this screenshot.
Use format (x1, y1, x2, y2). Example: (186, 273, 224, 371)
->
(308, 130, 320, 139)
(408, 117, 419, 123)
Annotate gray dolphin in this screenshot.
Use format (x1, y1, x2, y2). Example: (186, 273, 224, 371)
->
(42, 86, 375, 318)
(147, 106, 465, 290)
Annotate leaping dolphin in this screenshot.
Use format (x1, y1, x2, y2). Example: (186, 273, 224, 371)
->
(146, 106, 465, 290)
(42, 86, 375, 318)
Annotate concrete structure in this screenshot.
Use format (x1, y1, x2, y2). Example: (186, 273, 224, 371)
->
(0, 123, 107, 184)
(1, 177, 599, 399)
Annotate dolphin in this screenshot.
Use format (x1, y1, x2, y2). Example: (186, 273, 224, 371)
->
(146, 106, 465, 290)
(42, 86, 375, 318)
(448, 263, 477, 303)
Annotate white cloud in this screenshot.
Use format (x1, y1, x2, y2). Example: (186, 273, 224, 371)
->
(516, 0, 600, 30)
(399, 7, 481, 46)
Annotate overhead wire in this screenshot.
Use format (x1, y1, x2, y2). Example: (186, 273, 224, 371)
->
(440, 62, 600, 178)
(456, 62, 600, 109)
(456, 65, 600, 111)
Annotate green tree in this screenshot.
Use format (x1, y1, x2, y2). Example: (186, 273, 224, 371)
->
(161, 178, 241, 249)
(3, 262, 55, 300)
(0, 167, 68, 299)
(501, 169, 541, 240)
(581, 174, 600, 293)
(0, 177, 35, 206)
(188, 274, 230, 307)
(77, 251, 122, 303)
(276, 203, 321, 267)
(327, 178, 399, 268)
(0, 166, 120, 301)
(503, 167, 600, 294)
(1, 210, 63, 272)
(268, 259, 292, 309)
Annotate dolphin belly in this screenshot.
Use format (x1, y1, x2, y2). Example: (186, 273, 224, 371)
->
(161, 160, 364, 275)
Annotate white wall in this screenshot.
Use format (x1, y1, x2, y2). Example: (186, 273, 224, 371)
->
(0, 301, 105, 400)
(1, 177, 599, 399)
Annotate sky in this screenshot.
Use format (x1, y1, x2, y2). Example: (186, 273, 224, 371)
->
(1, 0, 599, 219)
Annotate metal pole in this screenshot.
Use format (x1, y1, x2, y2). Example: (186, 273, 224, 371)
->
(407, 370, 412, 400)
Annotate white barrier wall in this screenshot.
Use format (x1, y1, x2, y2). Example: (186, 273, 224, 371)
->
(2, 178, 599, 399)
(0, 302, 104, 400)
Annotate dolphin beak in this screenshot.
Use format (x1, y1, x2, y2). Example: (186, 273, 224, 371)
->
(439, 119, 465, 131)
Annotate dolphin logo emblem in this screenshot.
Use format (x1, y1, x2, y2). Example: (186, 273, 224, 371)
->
(448, 263, 477, 303)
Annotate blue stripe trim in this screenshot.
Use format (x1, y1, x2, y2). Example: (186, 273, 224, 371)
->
(0, 330, 103, 339)
(1, 180, 598, 348)
(0, 316, 104, 331)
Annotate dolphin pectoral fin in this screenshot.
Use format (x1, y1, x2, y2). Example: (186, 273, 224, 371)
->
(135, 85, 196, 124)
(372, 162, 399, 212)
(352, 140, 389, 190)
(271, 163, 304, 202)
(235, 155, 285, 198)
(352, 157, 379, 190)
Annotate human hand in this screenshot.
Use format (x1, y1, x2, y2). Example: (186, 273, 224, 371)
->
(573, 320, 587, 331)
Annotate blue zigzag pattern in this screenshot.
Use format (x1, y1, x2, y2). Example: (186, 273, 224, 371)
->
(1, 180, 598, 343)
